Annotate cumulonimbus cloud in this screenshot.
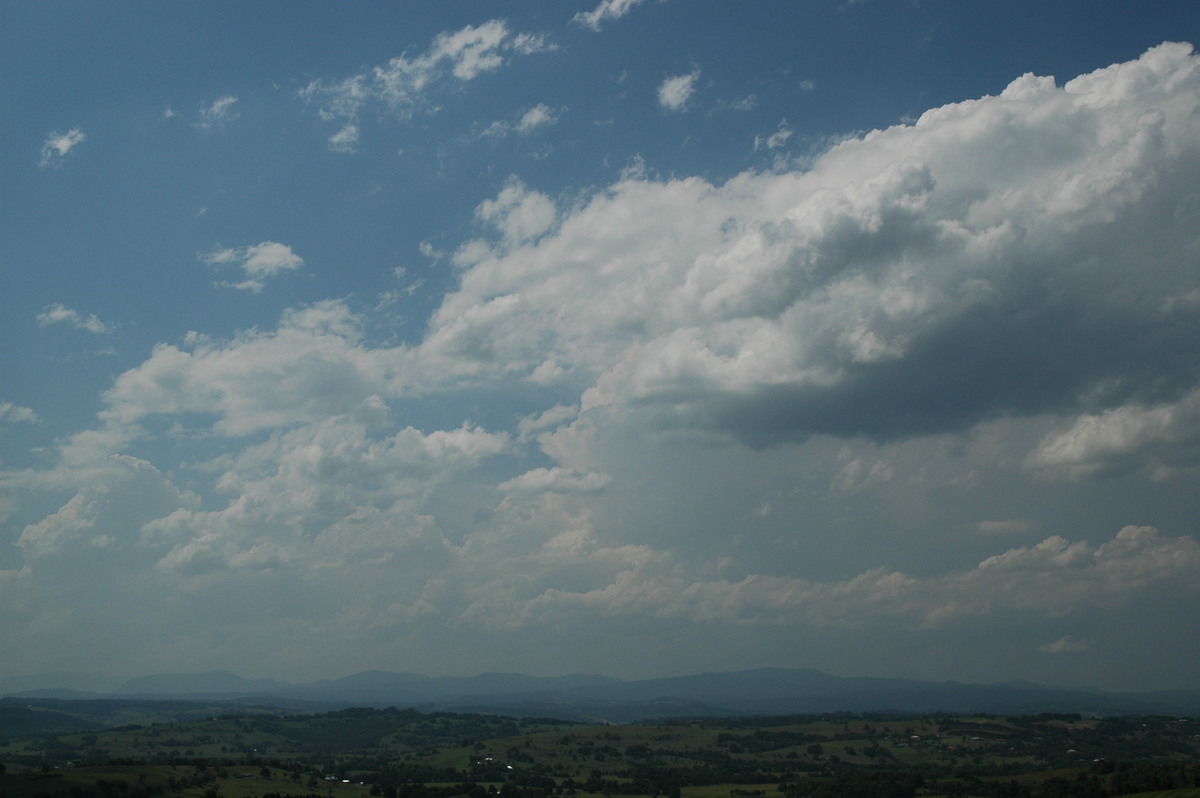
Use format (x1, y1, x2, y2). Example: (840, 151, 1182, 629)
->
(6, 43, 1200, 679)
(435, 42, 1200, 454)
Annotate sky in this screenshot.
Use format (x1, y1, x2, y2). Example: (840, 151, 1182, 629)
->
(3, 0, 1200, 694)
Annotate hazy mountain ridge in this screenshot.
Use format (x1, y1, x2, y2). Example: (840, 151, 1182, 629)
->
(3, 668, 1198, 724)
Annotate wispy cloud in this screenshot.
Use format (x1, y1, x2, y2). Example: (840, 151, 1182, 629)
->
(203, 241, 304, 293)
(39, 128, 86, 168)
(327, 123, 360, 154)
(572, 0, 650, 31)
(301, 20, 555, 151)
(481, 103, 562, 138)
(36, 304, 115, 334)
(754, 120, 794, 151)
(657, 69, 699, 111)
(1039, 635, 1095, 654)
(976, 520, 1033, 535)
(197, 95, 239, 130)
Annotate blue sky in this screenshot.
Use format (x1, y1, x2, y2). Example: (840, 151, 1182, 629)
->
(3, 0, 1200, 692)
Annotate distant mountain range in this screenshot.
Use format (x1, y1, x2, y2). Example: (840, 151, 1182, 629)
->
(3, 667, 1199, 723)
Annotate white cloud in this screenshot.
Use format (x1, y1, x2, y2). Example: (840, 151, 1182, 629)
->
(8, 43, 1200, 685)
(657, 69, 699, 111)
(1029, 387, 1200, 480)
(517, 104, 559, 133)
(99, 301, 388, 436)
(301, 20, 554, 151)
(203, 241, 304, 292)
(144, 419, 507, 578)
(754, 121, 794, 151)
(482, 103, 561, 138)
(327, 123, 360, 154)
(573, 0, 650, 31)
(8, 298, 508, 586)
(517, 404, 578, 441)
(498, 467, 611, 494)
(491, 525, 1200, 630)
(18, 455, 197, 558)
(469, 178, 557, 250)
(430, 42, 1200, 449)
(0, 402, 39, 424)
(38, 128, 85, 168)
(197, 95, 239, 129)
(36, 304, 115, 334)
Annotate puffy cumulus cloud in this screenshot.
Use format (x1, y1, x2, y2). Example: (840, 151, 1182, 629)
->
(573, 0, 649, 31)
(38, 127, 85, 168)
(468, 178, 557, 251)
(516, 404, 578, 441)
(98, 301, 394, 436)
(7, 44, 1200, 682)
(471, 525, 1199, 631)
(429, 43, 1200, 450)
(515, 103, 560, 133)
(36, 303, 115, 334)
(17, 455, 197, 558)
(197, 95, 239, 130)
(11, 300, 505, 563)
(301, 20, 554, 150)
(658, 69, 699, 111)
(497, 466, 611, 494)
(2, 298, 515, 671)
(203, 241, 304, 292)
(1028, 387, 1200, 480)
(0, 402, 39, 424)
(144, 418, 507, 578)
(453, 504, 672, 630)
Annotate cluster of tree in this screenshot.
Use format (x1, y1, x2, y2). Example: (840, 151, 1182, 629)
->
(715, 731, 824, 755)
(781, 760, 1200, 798)
(367, 783, 551, 798)
(5, 708, 1198, 798)
(782, 772, 925, 798)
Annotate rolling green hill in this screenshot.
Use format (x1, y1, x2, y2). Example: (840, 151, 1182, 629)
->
(1, 707, 1197, 798)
